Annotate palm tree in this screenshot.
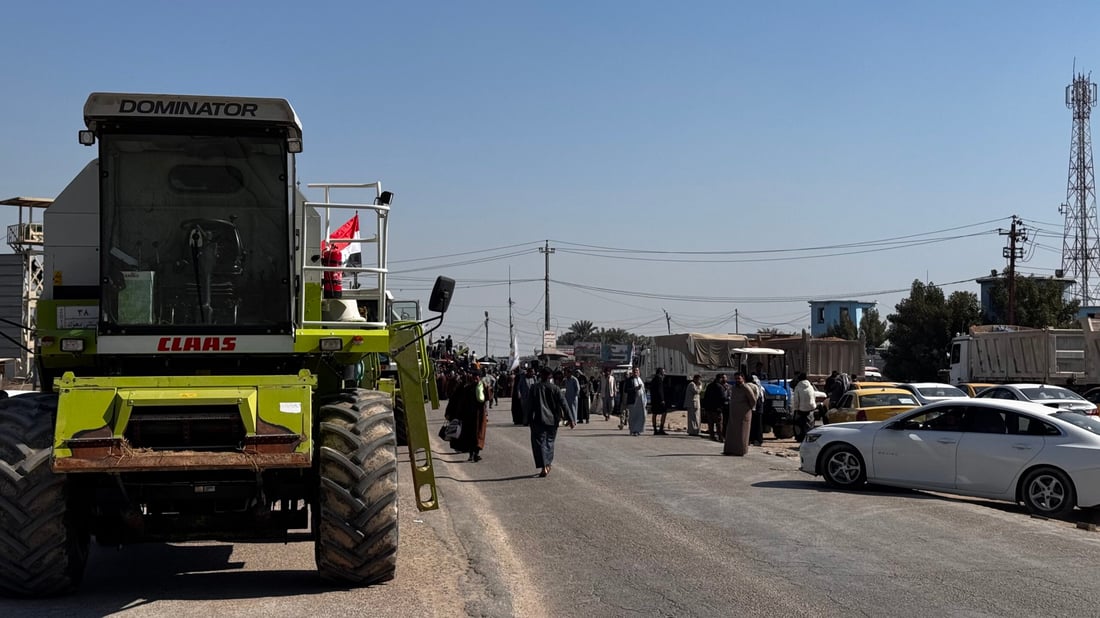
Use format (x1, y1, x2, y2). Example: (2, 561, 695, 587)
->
(568, 320, 597, 340)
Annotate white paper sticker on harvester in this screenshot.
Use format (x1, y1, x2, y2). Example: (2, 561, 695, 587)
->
(57, 306, 99, 328)
(280, 402, 302, 413)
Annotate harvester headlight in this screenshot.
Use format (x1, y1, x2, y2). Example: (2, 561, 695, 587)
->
(78, 130, 96, 146)
(60, 338, 85, 353)
(319, 337, 343, 352)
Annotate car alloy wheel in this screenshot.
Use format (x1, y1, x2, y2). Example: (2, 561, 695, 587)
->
(1022, 467, 1076, 518)
(821, 444, 866, 488)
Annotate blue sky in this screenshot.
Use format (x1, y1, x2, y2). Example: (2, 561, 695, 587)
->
(2, 1, 1097, 355)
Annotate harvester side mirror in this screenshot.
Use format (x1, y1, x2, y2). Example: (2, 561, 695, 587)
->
(428, 276, 455, 314)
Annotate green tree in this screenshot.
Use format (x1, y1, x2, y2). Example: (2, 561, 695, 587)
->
(859, 308, 887, 351)
(558, 325, 652, 350)
(984, 275, 1080, 328)
(569, 320, 597, 338)
(946, 289, 982, 337)
(824, 314, 858, 340)
(557, 319, 598, 345)
(882, 280, 981, 381)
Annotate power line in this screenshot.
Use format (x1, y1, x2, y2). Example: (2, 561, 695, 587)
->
(547, 217, 1008, 256)
(552, 277, 981, 304)
(389, 248, 535, 274)
(389, 241, 542, 264)
(385, 218, 1010, 275)
(555, 232, 996, 264)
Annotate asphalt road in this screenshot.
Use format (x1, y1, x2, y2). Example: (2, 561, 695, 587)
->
(7, 400, 1100, 617)
(435, 402, 1100, 617)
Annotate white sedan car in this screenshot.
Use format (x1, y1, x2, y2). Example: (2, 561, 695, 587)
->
(799, 399, 1100, 517)
(973, 383, 1097, 416)
(896, 382, 969, 406)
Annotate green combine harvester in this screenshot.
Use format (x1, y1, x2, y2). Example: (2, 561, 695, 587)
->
(0, 92, 452, 596)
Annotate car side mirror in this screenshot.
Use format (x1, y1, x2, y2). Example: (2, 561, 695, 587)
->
(428, 276, 455, 314)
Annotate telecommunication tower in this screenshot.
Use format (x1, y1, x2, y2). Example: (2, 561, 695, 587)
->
(1060, 71, 1100, 303)
(0, 197, 49, 385)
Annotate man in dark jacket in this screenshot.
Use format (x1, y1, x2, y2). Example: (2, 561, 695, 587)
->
(526, 367, 573, 477)
(825, 370, 840, 407)
(702, 373, 730, 442)
(650, 368, 668, 435)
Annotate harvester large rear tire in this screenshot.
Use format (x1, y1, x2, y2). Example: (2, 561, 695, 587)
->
(394, 395, 408, 447)
(0, 393, 89, 597)
(314, 389, 399, 586)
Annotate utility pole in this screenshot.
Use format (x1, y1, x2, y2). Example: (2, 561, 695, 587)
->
(1000, 215, 1027, 325)
(663, 309, 672, 334)
(735, 309, 739, 334)
(508, 267, 514, 356)
(484, 311, 490, 358)
(539, 241, 555, 349)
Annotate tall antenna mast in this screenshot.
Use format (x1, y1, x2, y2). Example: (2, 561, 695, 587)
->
(1060, 69, 1100, 304)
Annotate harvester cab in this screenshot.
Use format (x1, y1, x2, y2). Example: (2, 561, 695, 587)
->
(0, 92, 451, 597)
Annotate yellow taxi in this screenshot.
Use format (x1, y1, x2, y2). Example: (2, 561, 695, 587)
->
(825, 386, 921, 424)
(851, 380, 899, 389)
(958, 382, 995, 397)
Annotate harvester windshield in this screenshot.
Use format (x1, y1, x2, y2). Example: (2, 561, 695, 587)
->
(98, 131, 291, 332)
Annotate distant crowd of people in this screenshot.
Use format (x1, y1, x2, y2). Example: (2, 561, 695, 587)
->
(439, 357, 833, 477)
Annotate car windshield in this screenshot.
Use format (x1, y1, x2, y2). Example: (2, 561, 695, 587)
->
(860, 393, 917, 407)
(1019, 386, 1084, 401)
(917, 385, 966, 398)
(1052, 411, 1100, 435)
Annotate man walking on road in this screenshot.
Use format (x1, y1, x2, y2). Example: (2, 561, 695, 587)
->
(791, 372, 817, 442)
(600, 367, 616, 421)
(723, 372, 757, 456)
(527, 367, 572, 477)
(514, 367, 534, 425)
(702, 374, 729, 441)
(650, 368, 668, 435)
(563, 367, 580, 427)
(481, 369, 496, 410)
(684, 374, 703, 436)
(623, 366, 648, 436)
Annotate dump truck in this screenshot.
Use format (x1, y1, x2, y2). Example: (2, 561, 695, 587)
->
(0, 92, 453, 596)
(947, 322, 1091, 387)
(642, 333, 795, 438)
(762, 331, 865, 383)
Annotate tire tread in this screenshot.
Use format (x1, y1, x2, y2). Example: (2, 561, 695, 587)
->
(315, 389, 399, 585)
(0, 393, 88, 597)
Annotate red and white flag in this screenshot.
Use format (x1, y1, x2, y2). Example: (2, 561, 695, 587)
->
(326, 213, 359, 253)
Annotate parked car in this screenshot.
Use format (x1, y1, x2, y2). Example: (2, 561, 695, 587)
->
(799, 398, 1100, 517)
(863, 366, 884, 381)
(825, 386, 920, 424)
(851, 380, 900, 390)
(958, 382, 995, 397)
(1082, 386, 1100, 406)
(896, 382, 969, 406)
(973, 383, 1098, 416)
